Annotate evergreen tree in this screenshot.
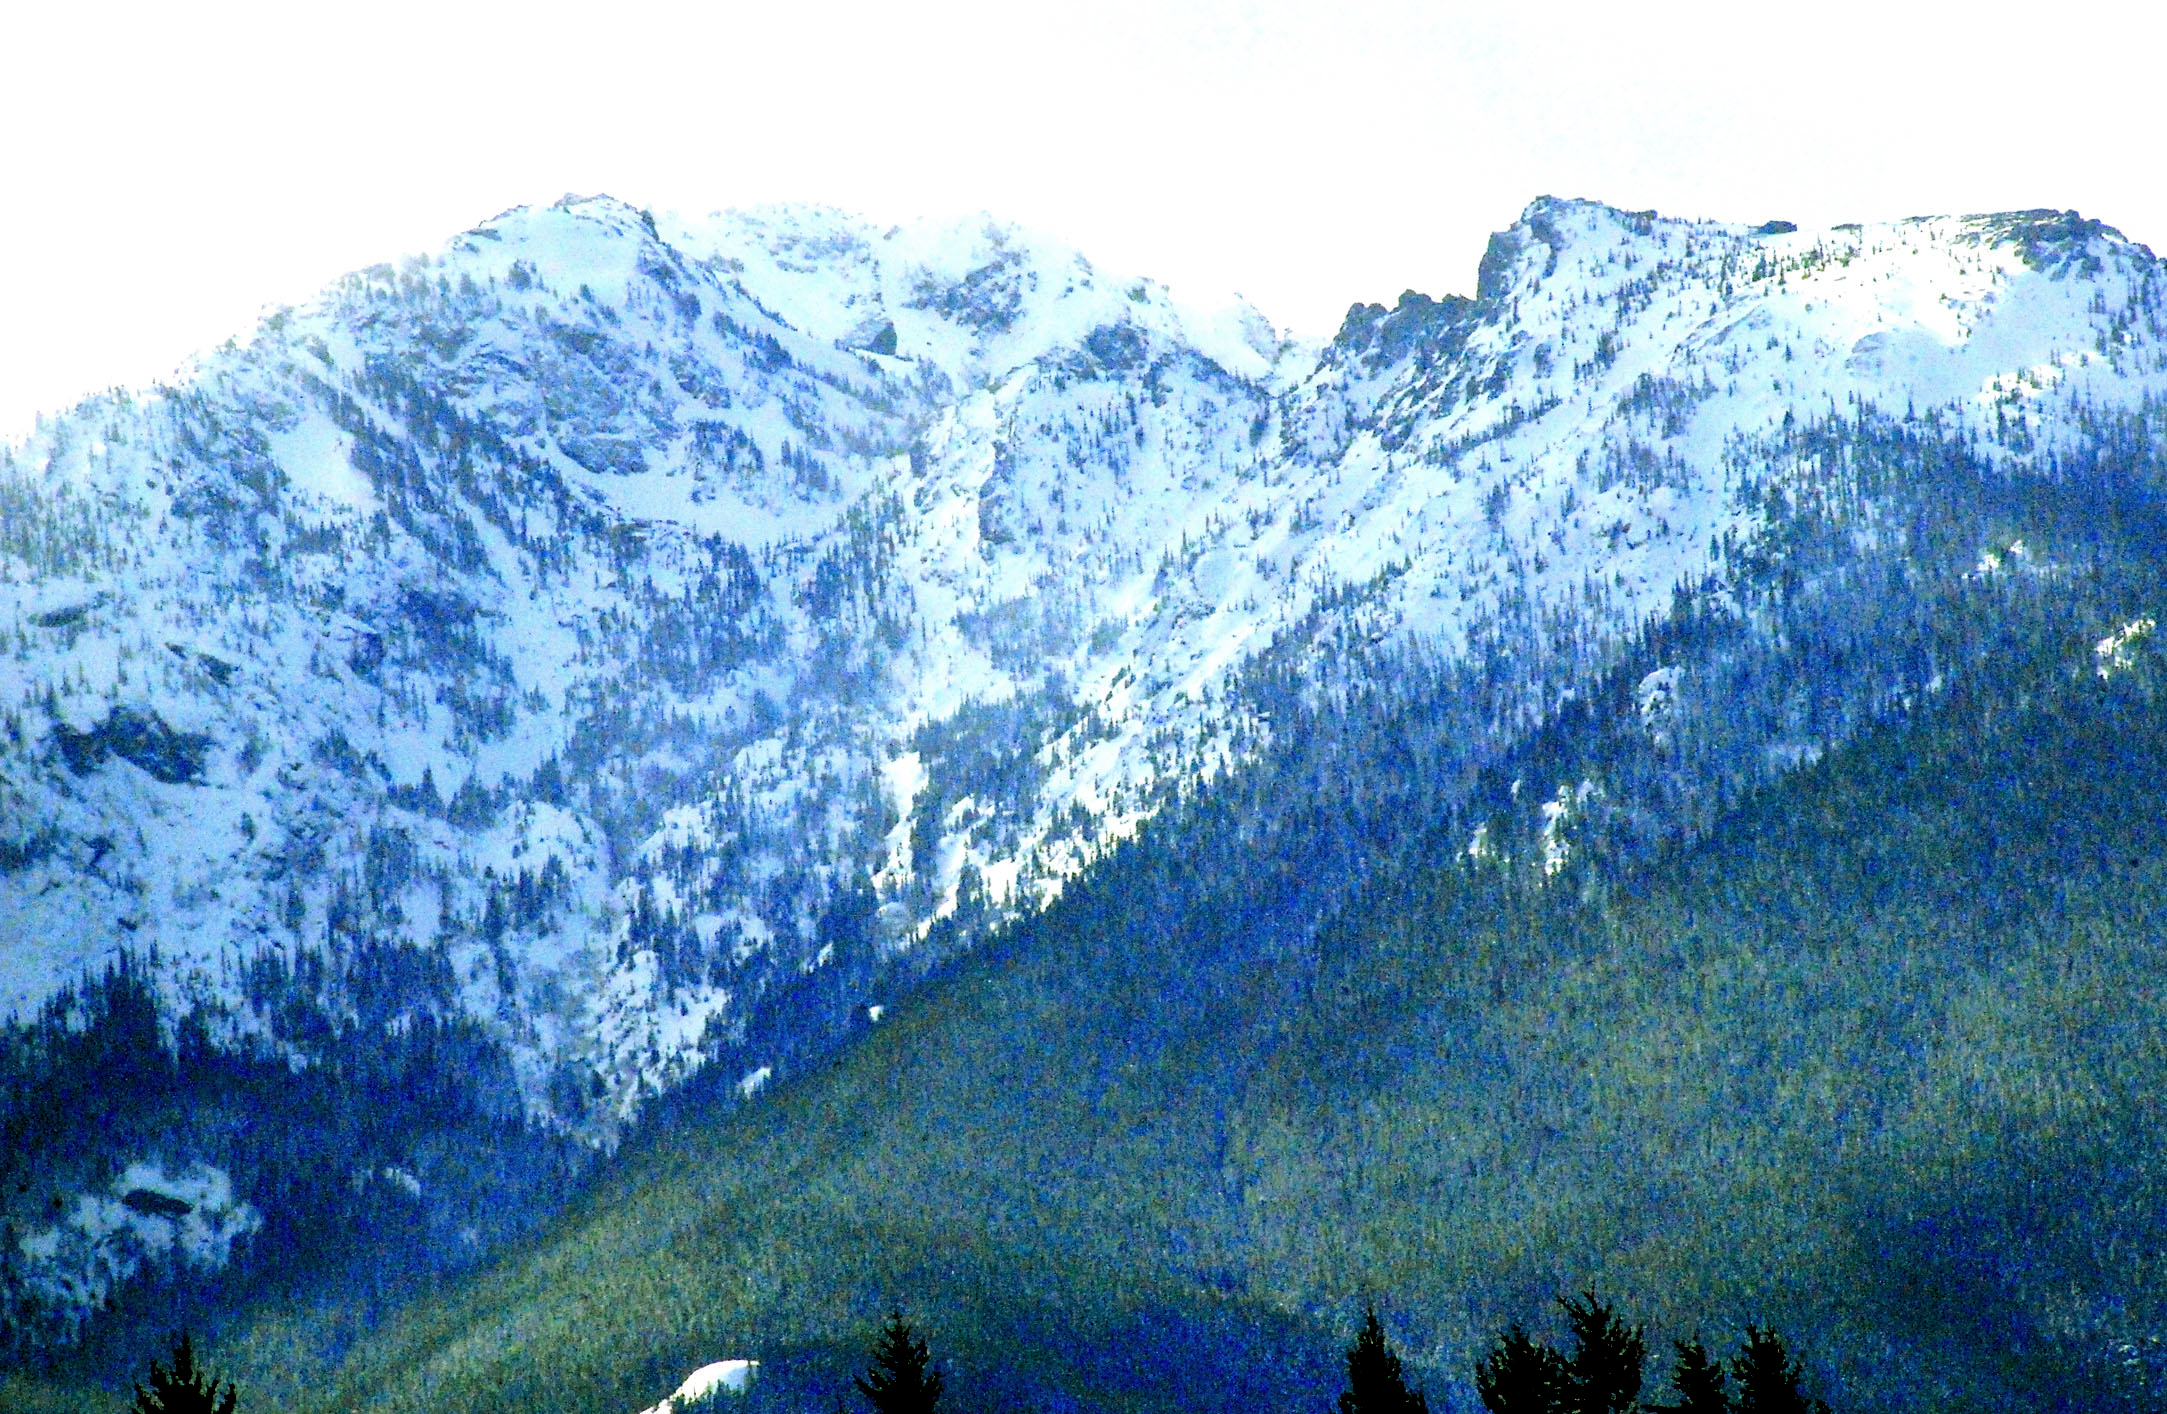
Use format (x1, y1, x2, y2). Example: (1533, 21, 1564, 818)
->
(1337, 1304, 1429, 1414)
(1559, 1291, 1646, 1414)
(1730, 1326, 1825, 1414)
(855, 1309, 944, 1414)
(130, 1331, 237, 1414)
(1653, 1338, 1729, 1414)
(1475, 1322, 1568, 1414)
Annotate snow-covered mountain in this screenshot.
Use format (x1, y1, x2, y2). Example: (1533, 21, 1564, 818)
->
(3, 192, 2163, 1334)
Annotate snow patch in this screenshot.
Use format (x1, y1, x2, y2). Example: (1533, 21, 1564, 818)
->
(1467, 822, 1497, 864)
(16, 1161, 261, 1328)
(1539, 781, 1600, 878)
(636, 1359, 760, 1414)
(1634, 666, 1680, 720)
(2097, 617, 2156, 679)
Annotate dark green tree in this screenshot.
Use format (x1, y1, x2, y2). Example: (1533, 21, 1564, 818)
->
(130, 1331, 237, 1414)
(1652, 1338, 1729, 1414)
(855, 1309, 944, 1414)
(1475, 1322, 1568, 1414)
(1337, 1304, 1429, 1414)
(1559, 1291, 1646, 1414)
(1730, 1326, 1825, 1414)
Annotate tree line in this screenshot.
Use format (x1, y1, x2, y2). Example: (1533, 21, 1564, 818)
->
(841, 1297, 1827, 1414)
(130, 1294, 1827, 1414)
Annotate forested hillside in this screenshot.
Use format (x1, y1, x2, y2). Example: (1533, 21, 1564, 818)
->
(4, 192, 2163, 1393)
(54, 461, 2152, 1414)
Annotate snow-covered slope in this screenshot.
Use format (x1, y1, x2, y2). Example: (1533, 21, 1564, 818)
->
(2, 194, 2161, 1196)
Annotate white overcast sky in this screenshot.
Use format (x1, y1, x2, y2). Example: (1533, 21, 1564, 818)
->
(2, 0, 2159, 437)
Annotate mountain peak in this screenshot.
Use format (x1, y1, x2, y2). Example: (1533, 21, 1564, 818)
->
(5, 189, 2165, 1348)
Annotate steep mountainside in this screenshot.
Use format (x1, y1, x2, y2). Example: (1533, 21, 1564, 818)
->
(2, 194, 2163, 1348)
(179, 588, 2167, 1414)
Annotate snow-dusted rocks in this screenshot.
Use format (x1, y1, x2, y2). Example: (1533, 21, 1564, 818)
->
(14, 1161, 261, 1339)
(2097, 617, 2157, 679)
